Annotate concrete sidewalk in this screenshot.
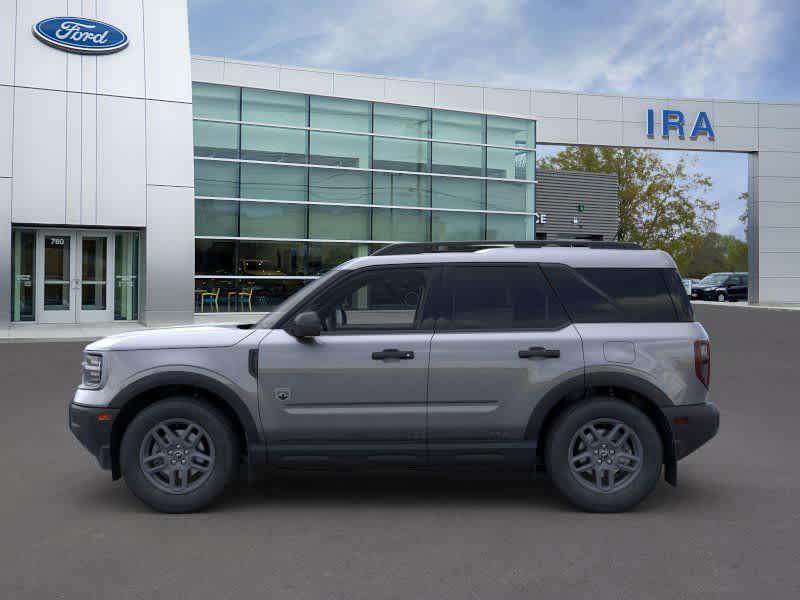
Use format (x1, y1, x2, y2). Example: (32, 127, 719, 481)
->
(1, 313, 263, 343)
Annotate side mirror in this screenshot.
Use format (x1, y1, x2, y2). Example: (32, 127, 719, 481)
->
(290, 311, 322, 338)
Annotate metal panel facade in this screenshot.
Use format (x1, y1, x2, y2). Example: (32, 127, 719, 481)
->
(0, 0, 194, 325)
(535, 170, 619, 241)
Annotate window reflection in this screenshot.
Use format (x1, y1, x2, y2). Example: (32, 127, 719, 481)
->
(238, 241, 306, 276)
(193, 121, 239, 159)
(193, 84, 541, 311)
(242, 89, 307, 126)
(306, 242, 374, 275)
(192, 83, 240, 121)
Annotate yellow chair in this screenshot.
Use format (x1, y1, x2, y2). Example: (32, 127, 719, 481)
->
(200, 288, 220, 312)
(237, 287, 254, 312)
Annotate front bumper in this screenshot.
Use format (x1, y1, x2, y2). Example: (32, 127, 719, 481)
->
(691, 289, 723, 301)
(662, 402, 720, 460)
(68, 403, 119, 470)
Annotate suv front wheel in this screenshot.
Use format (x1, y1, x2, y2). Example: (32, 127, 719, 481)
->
(120, 397, 240, 513)
(545, 398, 663, 512)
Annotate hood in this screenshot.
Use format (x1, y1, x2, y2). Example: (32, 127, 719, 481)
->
(86, 324, 257, 351)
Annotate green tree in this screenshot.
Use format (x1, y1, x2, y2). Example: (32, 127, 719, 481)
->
(537, 146, 718, 250)
(674, 232, 748, 278)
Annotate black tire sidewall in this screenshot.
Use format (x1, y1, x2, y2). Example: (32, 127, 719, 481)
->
(545, 398, 663, 513)
(120, 397, 239, 513)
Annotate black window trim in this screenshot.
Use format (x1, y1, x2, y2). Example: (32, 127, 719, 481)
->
(278, 263, 438, 335)
(433, 262, 573, 334)
(542, 263, 688, 324)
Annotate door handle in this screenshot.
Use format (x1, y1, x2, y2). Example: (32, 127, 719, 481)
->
(372, 348, 415, 360)
(518, 346, 560, 359)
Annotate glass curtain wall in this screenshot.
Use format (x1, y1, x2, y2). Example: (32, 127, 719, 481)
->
(192, 82, 536, 312)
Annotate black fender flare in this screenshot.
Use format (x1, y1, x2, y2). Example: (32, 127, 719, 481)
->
(584, 371, 675, 407)
(109, 371, 266, 474)
(525, 371, 678, 484)
(524, 373, 586, 442)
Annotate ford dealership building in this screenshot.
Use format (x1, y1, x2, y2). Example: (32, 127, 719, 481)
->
(2, 1, 800, 326)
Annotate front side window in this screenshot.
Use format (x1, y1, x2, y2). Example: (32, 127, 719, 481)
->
(439, 265, 568, 331)
(308, 268, 431, 332)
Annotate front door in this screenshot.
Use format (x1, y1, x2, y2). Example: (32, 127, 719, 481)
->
(426, 264, 585, 464)
(258, 266, 434, 465)
(36, 231, 114, 323)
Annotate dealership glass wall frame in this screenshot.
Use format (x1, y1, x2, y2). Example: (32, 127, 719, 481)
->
(192, 82, 537, 312)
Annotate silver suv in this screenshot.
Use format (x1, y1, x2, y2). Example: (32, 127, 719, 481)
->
(69, 241, 719, 513)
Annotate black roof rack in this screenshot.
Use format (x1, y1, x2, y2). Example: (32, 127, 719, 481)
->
(371, 240, 642, 256)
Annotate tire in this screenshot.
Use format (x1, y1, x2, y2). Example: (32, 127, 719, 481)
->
(120, 397, 240, 513)
(717, 293, 726, 302)
(545, 398, 663, 512)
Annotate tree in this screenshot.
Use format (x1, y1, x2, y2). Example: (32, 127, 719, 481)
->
(673, 232, 747, 278)
(738, 191, 750, 240)
(537, 146, 718, 251)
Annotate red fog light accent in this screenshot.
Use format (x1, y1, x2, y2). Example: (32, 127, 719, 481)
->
(97, 413, 114, 422)
(694, 340, 711, 388)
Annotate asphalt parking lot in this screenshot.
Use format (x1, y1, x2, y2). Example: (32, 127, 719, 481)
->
(1, 304, 799, 599)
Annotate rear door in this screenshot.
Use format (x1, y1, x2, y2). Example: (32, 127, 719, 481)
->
(258, 265, 435, 465)
(426, 264, 584, 464)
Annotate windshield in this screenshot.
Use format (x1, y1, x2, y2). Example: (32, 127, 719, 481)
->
(255, 269, 340, 329)
(699, 273, 728, 285)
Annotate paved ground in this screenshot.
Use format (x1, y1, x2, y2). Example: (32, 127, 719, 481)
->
(1, 304, 799, 599)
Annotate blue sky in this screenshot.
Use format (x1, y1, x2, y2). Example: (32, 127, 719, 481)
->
(188, 0, 800, 239)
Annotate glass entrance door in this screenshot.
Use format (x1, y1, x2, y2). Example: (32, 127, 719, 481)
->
(37, 232, 75, 323)
(35, 231, 114, 323)
(78, 232, 113, 322)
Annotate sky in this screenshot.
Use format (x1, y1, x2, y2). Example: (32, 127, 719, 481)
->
(188, 0, 800, 240)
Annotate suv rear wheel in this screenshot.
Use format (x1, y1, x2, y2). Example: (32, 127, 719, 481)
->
(545, 398, 663, 512)
(120, 397, 239, 513)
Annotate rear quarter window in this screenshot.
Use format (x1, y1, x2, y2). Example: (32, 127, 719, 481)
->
(542, 265, 691, 323)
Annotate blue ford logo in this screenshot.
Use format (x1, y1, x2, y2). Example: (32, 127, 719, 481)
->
(32, 17, 128, 54)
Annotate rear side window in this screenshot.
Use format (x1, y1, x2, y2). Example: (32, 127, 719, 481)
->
(661, 268, 694, 322)
(438, 265, 569, 331)
(542, 265, 688, 323)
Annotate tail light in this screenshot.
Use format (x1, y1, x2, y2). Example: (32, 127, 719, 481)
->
(694, 340, 711, 388)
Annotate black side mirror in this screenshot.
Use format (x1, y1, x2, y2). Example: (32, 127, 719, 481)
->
(290, 311, 322, 338)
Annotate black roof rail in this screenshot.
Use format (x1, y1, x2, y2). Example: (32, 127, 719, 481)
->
(371, 240, 642, 256)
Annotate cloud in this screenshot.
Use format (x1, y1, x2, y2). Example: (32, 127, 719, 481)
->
(219, 0, 782, 100)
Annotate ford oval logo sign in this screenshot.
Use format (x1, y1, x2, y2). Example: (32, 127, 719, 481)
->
(32, 17, 128, 55)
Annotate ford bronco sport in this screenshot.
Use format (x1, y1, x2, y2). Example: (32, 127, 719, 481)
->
(69, 240, 719, 513)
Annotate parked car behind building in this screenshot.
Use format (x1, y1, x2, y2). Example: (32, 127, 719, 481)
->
(691, 273, 748, 302)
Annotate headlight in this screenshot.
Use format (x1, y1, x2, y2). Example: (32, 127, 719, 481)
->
(81, 353, 104, 389)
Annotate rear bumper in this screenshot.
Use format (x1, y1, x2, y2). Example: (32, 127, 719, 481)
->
(663, 402, 720, 460)
(68, 403, 119, 470)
